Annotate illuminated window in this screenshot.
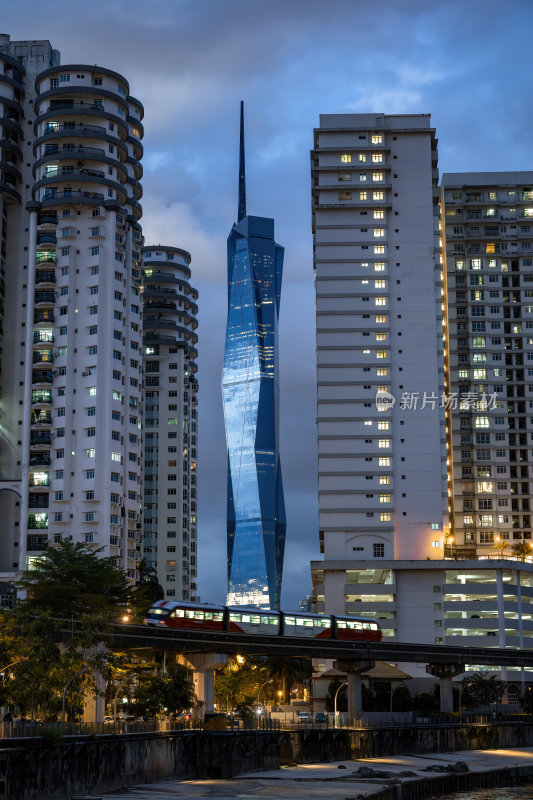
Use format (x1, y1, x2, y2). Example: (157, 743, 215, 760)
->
(359, 173, 367, 182)
(379, 494, 391, 503)
(375, 297, 387, 306)
(374, 262, 385, 272)
(360, 191, 367, 200)
(470, 258, 482, 269)
(375, 280, 386, 288)
(379, 457, 390, 466)
(486, 243, 495, 254)
(380, 513, 391, 521)
(88, 386, 97, 396)
(372, 172, 383, 182)
(364, 420, 373, 426)
(374, 228, 385, 238)
(373, 190, 384, 200)
(378, 439, 390, 448)
(85, 448, 95, 458)
(374, 209, 384, 219)
(372, 153, 383, 163)
(475, 416, 490, 428)
(371, 134, 383, 144)
(432, 541, 440, 548)
(525, 208, 533, 217)
(377, 368, 388, 376)
(111, 451, 121, 462)
(376, 350, 388, 359)
(376, 333, 387, 341)
(376, 315, 387, 323)
(358, 153, 367, 162)
(377, 421, 389, 430)
(374, 245, 385, 254)
(361, 262, 369, 268)
(473, 368, 487, 380)
(489, 191, 497, 200)
(379, 475, 390, 484)
(340, 154, 351, 163)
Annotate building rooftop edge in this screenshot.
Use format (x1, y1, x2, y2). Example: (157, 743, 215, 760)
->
(311, 559, 533, 572)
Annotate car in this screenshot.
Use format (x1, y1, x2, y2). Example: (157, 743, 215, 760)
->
(315, 712, 327, 723)
(296, 711, 311, 722)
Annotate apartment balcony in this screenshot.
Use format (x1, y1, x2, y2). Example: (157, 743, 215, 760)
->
(35, 251, 56, 265)
(37, 214, 58, 227)
(34, 311, 55, 324)
(35, 271, 56, 286)
(30, 432, 52, 447)
(43, 166, 105, 181)
(31, 410, 52, 427)
(32, 371, 53, 385)
(36, 233, 57, 246)
(28, 494, 49, 509)
(33, 332, 54, 347)
(28, 477, 50, 490)
(27, 536, 48, 551)
(34, 291, 55, 306)
(29, 452, 51, 466)
(444, 545, 478, 559)
(41, 189, 104, 204)
(31, 391, 52, 405)
(32, 351, 54, 365)
(27, 514, 48, 530)
(43, 143, 106, 158)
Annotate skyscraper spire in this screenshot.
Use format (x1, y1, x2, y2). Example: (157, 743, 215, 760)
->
(238, 100, 246, 222)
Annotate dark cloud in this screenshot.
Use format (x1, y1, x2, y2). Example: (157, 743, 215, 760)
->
(5, 0, 533, 607)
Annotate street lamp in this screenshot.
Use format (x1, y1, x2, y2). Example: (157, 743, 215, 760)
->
(0, 658, 27, 685)
(334, 681, 347, 728)
(459, 681, 472, 723)
(256, 678, 273, 721)
(61, 666, 89, 725)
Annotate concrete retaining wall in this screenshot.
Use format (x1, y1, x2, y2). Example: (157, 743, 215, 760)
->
(0, 731, 282, 800)
(3, 724, 533, 800)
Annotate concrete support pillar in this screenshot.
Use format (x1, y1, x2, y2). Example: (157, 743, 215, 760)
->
(83, 670, 105, 724)
(426, 663, 465, 713)
(334, 659, 374, 723)
(180, 653, 227, 717)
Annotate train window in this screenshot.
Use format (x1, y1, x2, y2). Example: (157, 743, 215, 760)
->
(285, 616, 295, 626)
(205, 612, 213, 620)
(229, 612, 241, 622)
(313, 619, 330, 628)
(249, 615, 261, 624)
(296, 617, 313, 627)
(266, 616, 278, 625)
(213, 612, 223, 622)
(337, 620, 347, 628)
(170, 609, 185, 618)
(186, 610, 204, 620)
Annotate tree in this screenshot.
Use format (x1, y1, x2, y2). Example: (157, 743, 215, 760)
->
(462, 673, 505, 711)
(264, 656, 312, 704)
(129, 664, 195, 719)
(16, 537, 130, 623)
(511, 542, 532, 562)
(214, 657, 270, 713)
(133, 559, 165, 617)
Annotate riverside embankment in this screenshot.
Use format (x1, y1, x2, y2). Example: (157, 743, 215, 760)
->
(3, 726, 533, 800)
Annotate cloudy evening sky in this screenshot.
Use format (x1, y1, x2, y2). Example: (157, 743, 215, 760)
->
(4, 0, 533, 608)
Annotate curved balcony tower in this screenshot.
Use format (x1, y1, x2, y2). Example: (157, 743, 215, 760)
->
(18, 63, 145, 577)
(142, 246, 199, 601)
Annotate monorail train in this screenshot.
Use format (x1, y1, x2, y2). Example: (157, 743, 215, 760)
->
(144, 601, 382, 642)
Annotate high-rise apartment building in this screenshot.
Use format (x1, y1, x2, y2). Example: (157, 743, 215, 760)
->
(223, 104, 286, 609)
(441, 172, 533, 559)
(0, 35, 144, 580)
(311, 113, 447, 636)
(142, 245, 199, 601)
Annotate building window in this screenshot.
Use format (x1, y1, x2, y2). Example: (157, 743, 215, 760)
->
(373, 543, 385, 557)
(340, 154, 351, 163)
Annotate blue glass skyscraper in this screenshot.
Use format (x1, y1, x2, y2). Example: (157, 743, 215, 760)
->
(222, 103, 286, 610)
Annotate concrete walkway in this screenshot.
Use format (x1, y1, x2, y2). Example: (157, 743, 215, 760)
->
(104, 747, 533, 799)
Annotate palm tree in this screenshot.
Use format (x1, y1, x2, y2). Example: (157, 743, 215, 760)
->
(264, 657, 312, 705)
(462, 673, 505, 712)
(494, 537, 508, 558)
(510, 542, 532, 562)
